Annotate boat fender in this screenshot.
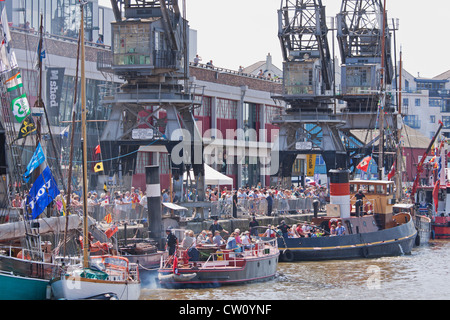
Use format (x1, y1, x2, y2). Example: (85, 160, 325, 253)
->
(282, 249, 294, 262)
(361, 247, 369, 258)
(431, 230, 435, 240)
(415, 231, 421, 246)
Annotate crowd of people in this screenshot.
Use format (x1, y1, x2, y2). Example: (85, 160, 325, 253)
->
(164, 216, 346, 262)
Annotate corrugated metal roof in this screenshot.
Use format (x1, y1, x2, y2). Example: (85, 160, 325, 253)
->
(351, 125, 431, 149)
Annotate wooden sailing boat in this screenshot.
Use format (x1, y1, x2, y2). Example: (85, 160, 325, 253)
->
(50, 2, 140, 300)
(0, 10, 83, 300)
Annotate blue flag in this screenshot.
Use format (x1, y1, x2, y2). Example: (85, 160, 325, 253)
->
(26, 166, 59, 220)
(23, 142, 45, 182)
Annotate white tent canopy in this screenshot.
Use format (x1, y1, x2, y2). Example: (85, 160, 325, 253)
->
(184, 164, 233, 186)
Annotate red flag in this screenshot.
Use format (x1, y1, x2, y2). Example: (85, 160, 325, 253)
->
(357, 156, 372, 172)
(387, 161, 396, 180)
(433, 180, 440, 213)
(173, 255, 179, 275)
(94, 144, 101, 154)
(105, 224, 118, 238)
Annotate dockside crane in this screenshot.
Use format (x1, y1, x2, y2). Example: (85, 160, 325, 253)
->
(336, 0, 398, 178)
(98, 1, 206, 223)
(273, 0, 348, 186)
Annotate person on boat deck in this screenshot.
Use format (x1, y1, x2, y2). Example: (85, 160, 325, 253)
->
(355, 189, 366, 217)
(277, 220, 291, 238)
(209, 218, 229, 235)
(336, 222, 346, 236)
(165, 227, 178, 256)
(197, 230, 207, 243)
(249, 216, 259, 236)
(204, 232, 214, 244)
(330, 224, 337, 236)
(182, 230, 199, 261)
(234, 229, 243, 245)
(226, 232, 242, 253)
(263, 225, 276, 238)
(241, 231, 253, 249)
(213, 230, 224, 246)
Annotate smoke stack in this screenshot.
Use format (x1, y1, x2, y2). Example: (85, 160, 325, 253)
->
(329, 169, 351, 218)
(145, 166, 163, 249)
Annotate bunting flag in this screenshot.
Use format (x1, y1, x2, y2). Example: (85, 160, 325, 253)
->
(23, 142, 45, 182)
(10, 93, 31, 123)
(0, 7, 18, 73)
(356, 156, 372, 172)
(18, 114, 36, 139)
(104, 213, 112, 224)
(103, 182, 108, 193)
(26, 166, 59, 219)
(94, 162, 104, 173)
(5, 71, 23, 92)
(94, 144, 101, 154)
(387, 161, 396, 180)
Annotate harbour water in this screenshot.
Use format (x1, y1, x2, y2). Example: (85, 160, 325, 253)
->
(139, 240, 450, 300)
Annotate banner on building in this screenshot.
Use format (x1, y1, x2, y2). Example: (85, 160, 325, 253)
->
(46, 67, 65, 115)
(306, 154, 316, 177)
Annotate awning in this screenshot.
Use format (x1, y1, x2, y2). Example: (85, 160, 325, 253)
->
(162, 202, 188, 211)
(184, 163, 233, 186)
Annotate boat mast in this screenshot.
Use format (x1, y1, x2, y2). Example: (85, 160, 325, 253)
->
(378, 0, 387, 180)
(80, 2, 89, 269)
(396, 49, 403, 200)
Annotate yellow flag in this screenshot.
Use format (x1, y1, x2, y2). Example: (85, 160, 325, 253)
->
(94, 162, 104, 173)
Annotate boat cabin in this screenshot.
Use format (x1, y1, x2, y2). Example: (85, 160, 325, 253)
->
(349, 180, 397, 229)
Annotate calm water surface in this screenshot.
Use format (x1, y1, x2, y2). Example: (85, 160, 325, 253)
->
(139, 240, 450, 300)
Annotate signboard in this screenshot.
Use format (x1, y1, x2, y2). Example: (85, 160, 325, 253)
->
(295, 141, 312, 150)
(47, 67, 65, 115)
(132, 128, 154, 140)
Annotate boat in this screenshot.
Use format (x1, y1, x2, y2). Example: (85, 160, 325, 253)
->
(50, 2, 140, 300)
(116, 237, 163, 271)
(411, 121, 449, 239)
(0, 7, 81, 299)
(157, 237, 279, 288)
(274, 171, 417, 262)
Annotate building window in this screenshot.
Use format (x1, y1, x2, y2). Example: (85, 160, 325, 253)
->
(265, 105, 283, 123)
(415, 99, 421, 107)
(404, 115, 421, 129)
(403, 98, 409, 107)
(193, 95, 211, 117)
(442, 116, 450, 129)
(430, 115, 436, 123)
(217, 98, 237, 119)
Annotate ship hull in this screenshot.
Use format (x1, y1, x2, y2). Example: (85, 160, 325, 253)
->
(0, 271, 49, 300)
(50, 276, 141, 300)
(433, 216, 450, 239)
(277, 217, 417, 262)
(158, 253, 279, 288)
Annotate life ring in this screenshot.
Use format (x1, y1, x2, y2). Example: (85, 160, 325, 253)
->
(281, 249, 294, 262)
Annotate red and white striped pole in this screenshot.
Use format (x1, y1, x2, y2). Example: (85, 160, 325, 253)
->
(329, 169, 351, 218)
